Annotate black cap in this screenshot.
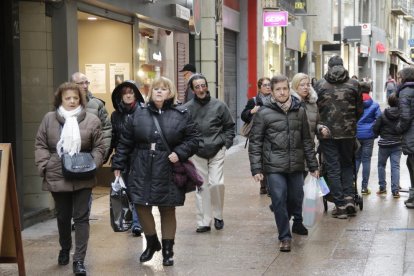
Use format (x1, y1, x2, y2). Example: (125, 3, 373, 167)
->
(328, 55, 343, 68)
(179, 63, 196, 73)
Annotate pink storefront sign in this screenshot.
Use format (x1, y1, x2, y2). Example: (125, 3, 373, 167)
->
(263, 11, 288, 27)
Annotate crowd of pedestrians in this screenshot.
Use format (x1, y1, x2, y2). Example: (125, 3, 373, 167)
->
(33, 59, 414, 275)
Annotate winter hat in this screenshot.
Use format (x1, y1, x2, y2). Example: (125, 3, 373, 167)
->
(328, 55, 343, 68)
(179, 64, 196, 73)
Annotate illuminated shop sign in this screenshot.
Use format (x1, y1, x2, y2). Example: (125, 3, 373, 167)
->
(263, 11, 288, 27)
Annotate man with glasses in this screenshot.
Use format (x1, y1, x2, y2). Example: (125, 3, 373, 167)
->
(179, 63, 197, 103)
(184, 74, 235, 233)
(71, 72, 112, 162)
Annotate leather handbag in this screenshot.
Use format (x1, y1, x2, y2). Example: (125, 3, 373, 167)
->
(151, 114, 204, 193)
(61, 152, 97, 180)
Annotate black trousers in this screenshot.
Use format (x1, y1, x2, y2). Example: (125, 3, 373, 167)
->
(407, 154, 414, 189)
(51, 188, 92, 262)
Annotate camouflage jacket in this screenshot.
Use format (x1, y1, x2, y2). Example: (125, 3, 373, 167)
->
(314, 66, 363, 139)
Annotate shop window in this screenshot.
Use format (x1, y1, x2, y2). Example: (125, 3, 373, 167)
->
(137, 22, 174, 88)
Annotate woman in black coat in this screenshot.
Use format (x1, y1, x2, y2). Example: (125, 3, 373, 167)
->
(241, 77, 271, 195)
(110, 80, 145, 236)
(112, 77, 200, 266)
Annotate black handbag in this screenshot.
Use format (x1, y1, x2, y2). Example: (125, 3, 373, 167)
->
(61, 152, 97, 180)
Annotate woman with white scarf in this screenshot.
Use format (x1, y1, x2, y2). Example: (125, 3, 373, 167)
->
(35, 82, 105, 275)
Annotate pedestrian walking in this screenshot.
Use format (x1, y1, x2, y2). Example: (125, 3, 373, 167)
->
(314, 55, 363, 219)
(249, 75, 319, 252)
(384, 75, 397, 99)
(110, 80, 145, 237)
(241, 77, 271, 195)
(395, 67, 414, 208)
(71, 72, 112, 162)
(355, 81, 381, 195)
(179, 63, 197, 103)
(289, 72, 319, 236)
(373, 93, 402, 198)
(34, 82, 105, 275)
(184, 74, 236, 233)
(112, 77, 200, 266)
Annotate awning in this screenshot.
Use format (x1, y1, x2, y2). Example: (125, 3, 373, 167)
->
(390, 49, 414, 65)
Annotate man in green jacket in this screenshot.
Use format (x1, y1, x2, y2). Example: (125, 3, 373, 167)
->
(184, 74, 235, 233)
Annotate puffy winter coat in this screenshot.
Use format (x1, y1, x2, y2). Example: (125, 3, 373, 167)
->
(34, 109, 105, 192)
(184, 92, 235, 159)
(396, 82, 414, 155)
(110, 81, 145, 158)
(356, 94, 381, 140)
(373, 107, 401, 147)
(314, 66, 363, 139)
(111, 100, 200, 206)
(248, 96, 319, 176)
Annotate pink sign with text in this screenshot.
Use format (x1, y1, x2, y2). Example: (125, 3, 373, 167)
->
(263, 11, 288, 27)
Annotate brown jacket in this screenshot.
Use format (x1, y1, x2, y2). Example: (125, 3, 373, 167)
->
(34, 109, 105, 192)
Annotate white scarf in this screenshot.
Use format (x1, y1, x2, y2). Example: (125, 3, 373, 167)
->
(56, 106, 82, 157)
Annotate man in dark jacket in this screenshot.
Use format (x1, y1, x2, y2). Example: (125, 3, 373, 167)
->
(249, 75, 319, 252)
(314, 56, 363, 219)
(184, 74, 235, 233)
(179, 63, 197, 103)
(395, 67, 414, 208)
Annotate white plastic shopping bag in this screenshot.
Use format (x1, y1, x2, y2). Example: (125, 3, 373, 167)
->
(302, 175, 324, 227)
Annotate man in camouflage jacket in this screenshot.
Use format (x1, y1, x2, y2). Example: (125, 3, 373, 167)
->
(314, 56, 363, 219)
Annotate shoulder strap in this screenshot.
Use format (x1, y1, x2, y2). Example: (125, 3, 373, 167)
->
(151, 114, 172, 153)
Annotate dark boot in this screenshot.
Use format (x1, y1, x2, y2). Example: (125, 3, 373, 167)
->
(140, 234, 161, 262)
(405, 188, 414, 208)
(72, 261, 86, 276)
(162, 239, 174, 266)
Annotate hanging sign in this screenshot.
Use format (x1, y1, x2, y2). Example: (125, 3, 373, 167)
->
(263, 11, 288, 27)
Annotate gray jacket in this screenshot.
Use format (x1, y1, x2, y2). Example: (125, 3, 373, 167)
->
(86, 91, 112, 161)
(184, 92, 235, 159)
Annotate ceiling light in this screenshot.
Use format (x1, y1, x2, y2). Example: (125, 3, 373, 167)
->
(87, 17, 97, 21)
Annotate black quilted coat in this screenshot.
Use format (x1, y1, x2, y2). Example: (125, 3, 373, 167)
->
(111, 99, 200, 206)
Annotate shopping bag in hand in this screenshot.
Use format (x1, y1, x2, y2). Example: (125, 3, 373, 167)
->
(109, 176, 133, 232)
(302, 175, 323, 227)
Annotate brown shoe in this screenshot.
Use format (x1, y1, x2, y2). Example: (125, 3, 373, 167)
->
(279, 240, 291, 252)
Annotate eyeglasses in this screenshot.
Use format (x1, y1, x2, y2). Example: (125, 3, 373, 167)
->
(261, 83, 271, 87)
(76, 81, 90, 85)
(194, 83, 207, 89)
(299, 83, 310, 88)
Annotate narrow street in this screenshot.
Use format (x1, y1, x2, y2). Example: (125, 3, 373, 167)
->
(1, 138, 413, 276)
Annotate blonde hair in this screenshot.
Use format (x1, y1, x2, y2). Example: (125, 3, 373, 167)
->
(149, 77, 178, 103)
(291, 73, 310, 92)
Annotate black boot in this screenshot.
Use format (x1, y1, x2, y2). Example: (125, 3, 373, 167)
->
(162, 239, 174, 266)
(73, 261, 86, 276)
(140, 234, 161, 262)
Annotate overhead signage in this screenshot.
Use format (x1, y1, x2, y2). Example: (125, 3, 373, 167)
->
(263, 11, 288, 27)
(360, 23, 371, 36)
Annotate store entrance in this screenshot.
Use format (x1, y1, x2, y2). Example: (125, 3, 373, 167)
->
(77, 11, 133, 117)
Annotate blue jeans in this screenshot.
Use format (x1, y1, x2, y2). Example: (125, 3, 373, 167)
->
(267, 172, 304, 241)
(319, 139, 355, 206)
(355, 138, 374, 189)
(132, 204, 141, 228)
(378, 145, 402, 192)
